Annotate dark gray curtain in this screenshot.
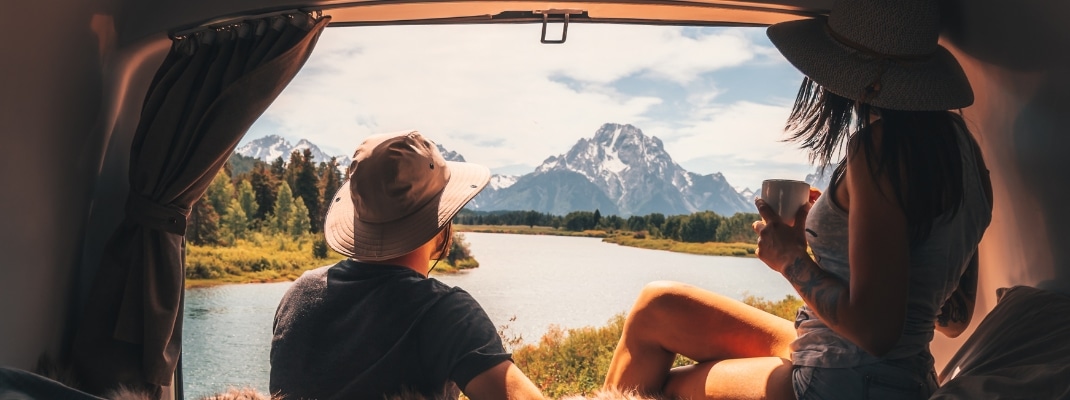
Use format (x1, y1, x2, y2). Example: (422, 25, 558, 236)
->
(71, 12, 330, 395)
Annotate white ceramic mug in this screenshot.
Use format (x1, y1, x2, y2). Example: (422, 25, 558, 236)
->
(761, 179, 811, 226)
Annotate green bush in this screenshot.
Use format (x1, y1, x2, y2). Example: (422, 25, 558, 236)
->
(312, 235, 329, 259)
(741, 294, 804, 321)
(454, 258, 480, 270)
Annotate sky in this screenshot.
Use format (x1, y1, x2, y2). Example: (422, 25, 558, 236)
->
(243, 23, 814, 192)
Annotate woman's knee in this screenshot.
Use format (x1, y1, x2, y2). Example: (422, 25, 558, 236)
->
(629, 281, 703, 326)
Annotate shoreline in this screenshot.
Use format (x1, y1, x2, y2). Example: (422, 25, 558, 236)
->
(185, 259, 472, 289)
(186, 227, 757, 289)
(455, 225, 758, 258)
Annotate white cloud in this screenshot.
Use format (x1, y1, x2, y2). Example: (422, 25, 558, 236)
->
(250, 23, 810, 183)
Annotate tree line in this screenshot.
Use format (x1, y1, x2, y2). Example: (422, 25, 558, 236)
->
(455, 209, 761, 244)
(190, 150, 761, 248)
(188, 150, 343, 248)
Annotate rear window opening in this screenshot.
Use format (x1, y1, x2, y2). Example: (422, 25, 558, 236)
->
(183, 22, 814, 398)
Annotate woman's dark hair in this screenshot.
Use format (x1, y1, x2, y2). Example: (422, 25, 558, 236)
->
(786, 77, 965, 243)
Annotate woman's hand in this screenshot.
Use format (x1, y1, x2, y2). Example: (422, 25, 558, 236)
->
(808, 187, 822, 205)
(752, 198, 811, 274)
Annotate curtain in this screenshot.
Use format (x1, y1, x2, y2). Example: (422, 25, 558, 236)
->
(71, 11, 330, 396)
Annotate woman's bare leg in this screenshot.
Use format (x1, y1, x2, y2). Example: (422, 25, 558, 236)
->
(603, 281, 797, 396)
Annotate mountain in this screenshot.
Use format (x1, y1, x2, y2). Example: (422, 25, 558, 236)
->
(237, 127, 753, 217)
(473, 123, 751, 216)
(436, 144, 465, 162)
(235, 135, 352, 166)
(738, 188, 755, 202)
(805, 162, 840, 191)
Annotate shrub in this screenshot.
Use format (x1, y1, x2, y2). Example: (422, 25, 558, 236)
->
(511, 315, 692, 398)
(454, 258, 480, 270)
(742, 294, 804, 321)
(312, 235, 329, 259)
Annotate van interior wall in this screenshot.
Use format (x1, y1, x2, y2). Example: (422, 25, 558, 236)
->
(0, 0, 124, 370)
(0, 0, 317, 374)
(0, 0, 180, 372)
(930, 0, 1070, 370)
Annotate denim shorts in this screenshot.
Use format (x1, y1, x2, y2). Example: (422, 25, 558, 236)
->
(793, 354, 939, 400)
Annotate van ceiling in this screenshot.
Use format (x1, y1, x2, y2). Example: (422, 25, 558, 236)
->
(171, 0, 832, 35)
(322, 1, 827, 26)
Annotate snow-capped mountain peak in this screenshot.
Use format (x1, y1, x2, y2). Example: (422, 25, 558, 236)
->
(488, 174, 518, 190)
(236, 135, 352, 166)
(515, 123, 750, 216)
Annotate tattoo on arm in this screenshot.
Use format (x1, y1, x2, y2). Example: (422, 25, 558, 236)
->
(784, 257, 845, 325)
(938, 256, 978, 327)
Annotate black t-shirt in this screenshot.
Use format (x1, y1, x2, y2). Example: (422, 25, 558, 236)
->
(270, 261, 512, 400)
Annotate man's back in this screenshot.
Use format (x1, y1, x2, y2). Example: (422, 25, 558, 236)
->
(270, 261, 511, 400)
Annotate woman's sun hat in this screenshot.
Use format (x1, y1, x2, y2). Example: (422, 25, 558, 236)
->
(324, 130, 490, 260)
(767, 0, 973, 111)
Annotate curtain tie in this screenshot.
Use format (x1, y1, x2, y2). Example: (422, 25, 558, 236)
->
(125, 194, 191, 235)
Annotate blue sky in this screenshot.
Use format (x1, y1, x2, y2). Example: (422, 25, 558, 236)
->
(244, 23, 812, 191)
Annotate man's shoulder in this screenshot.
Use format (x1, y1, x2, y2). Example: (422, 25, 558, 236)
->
(297, 264, 333, 281)
(290, 264, 332, 290)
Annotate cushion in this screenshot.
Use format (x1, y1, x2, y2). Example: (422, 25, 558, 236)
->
(930, 285, 1070, 399)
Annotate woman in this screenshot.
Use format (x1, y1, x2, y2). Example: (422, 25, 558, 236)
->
(602, 0, 993, 398)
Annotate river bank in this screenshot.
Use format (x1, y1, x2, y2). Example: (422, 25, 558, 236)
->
(455, 224, 758, 258)
(185, 226, 759, 288)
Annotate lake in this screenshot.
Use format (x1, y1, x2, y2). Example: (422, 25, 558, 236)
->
(181, 232, 795, 398)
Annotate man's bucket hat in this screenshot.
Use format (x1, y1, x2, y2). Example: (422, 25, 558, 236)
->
(324, 130, 490, 260)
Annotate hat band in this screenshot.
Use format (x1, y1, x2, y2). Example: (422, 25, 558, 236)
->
(823, 24, 934, 62)
(823, 24, 935, 103)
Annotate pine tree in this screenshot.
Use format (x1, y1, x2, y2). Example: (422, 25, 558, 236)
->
(206, 169, 235, 218)
(319, 157, 343, 210)
(221, 198, 248, 243)
(237, 180, 259, 225)
(271, 182, 295, 235)
(283, 149, 322, 233)
(249, 163, 278, 222)
(292, 197, 312, 237)
(188, 199, 220, 245)
(270, 156, 286, 181)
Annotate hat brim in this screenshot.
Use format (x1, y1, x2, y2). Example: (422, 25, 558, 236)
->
(767, 17, 973, 111)
(323, 161, 490, 260)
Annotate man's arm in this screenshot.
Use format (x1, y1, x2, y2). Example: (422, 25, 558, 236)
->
(936, 252, 978, 338)
(463, 360, 545, 400)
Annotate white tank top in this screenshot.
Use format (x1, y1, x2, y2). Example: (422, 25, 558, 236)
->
(791, 123, 992, 368)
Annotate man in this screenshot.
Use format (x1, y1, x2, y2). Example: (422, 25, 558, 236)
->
(270, 131, 544, 400)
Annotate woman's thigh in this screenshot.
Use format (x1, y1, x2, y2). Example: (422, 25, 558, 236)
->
(664, 357, 796, 400)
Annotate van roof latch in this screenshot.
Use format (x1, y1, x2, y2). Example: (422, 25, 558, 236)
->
(536, 9, 584, 44)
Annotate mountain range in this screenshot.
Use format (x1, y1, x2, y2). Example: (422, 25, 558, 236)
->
(468, 123, 751, 216)
(236, 123, 794, 216)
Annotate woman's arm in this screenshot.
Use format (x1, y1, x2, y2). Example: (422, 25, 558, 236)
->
(935, 128, 990, 338)
(755, 128, 910, 357)
(936, 252, 978, 338)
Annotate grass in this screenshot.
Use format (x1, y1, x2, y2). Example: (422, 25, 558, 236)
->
(601, 234, 757, 258)
(455, 224, 608, 237)
(456, 225, 762, 259)
(185, 233, 472, 288)
(508, 294, 804, 397)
